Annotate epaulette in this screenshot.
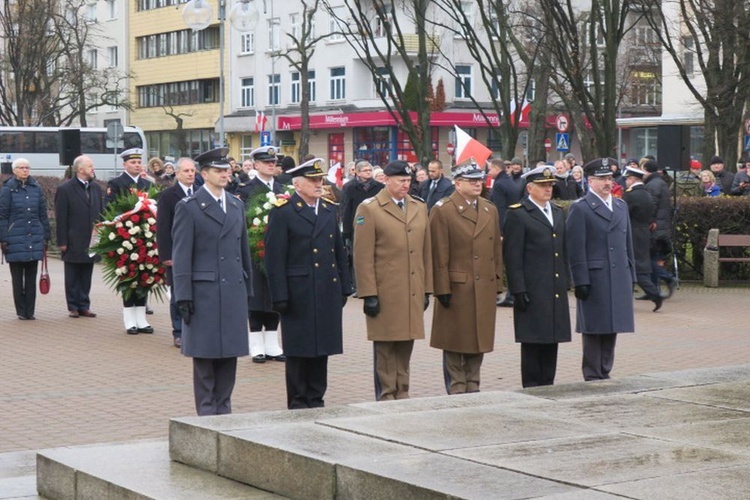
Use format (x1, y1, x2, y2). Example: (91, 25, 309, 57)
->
(361, 197, 375, 205)
(435, 199, 445, 207)
(552, 202, 563, 209)
(625, 187, 633, 192)
(509, 203, 522, 209)
(412, 195, 426, 203)
(322, 197, 339, 207)
(274, 198, 288, 207)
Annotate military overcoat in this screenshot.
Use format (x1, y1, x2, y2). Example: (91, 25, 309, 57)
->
(622, 183, 655, 275)
(429, 192, 503, 353)
(172, 187, 253, 358)
(264, 192, 353, 357)
(353, 189, 433, 341)
(503, 198, 571, 344)
(566, 192, 636, 334)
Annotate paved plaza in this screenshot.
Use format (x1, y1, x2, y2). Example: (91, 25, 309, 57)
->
(0, 257, 749, 496)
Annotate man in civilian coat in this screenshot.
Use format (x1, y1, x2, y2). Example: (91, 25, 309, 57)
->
(55, 155, 102, 318)
(567, 158, 636, 382)
(264, 158, 353, 409)
(156, 157, 196, 348)
(420, 159, 455, 211)
(622, 166, 662, 312)
(354, 160, 433, 401)
(237, 146, 287, 363)
(429, 162, 503, 394)
(104, 148, 155, 334)
(503, 166, 571, 388)
(172, 148, 253, 416)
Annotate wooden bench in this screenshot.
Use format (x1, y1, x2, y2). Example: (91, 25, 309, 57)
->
(703, 228, 750, 287)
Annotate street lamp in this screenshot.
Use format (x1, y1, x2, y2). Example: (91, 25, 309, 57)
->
(183, 0, 259, 149)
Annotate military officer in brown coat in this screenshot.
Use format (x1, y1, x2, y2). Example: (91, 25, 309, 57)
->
(429, 162, 503, 394)
(354, 160, 433, 401)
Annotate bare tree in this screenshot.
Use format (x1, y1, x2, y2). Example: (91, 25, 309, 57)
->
(644, 0, 750, 168)
(162, 105, 194, 157)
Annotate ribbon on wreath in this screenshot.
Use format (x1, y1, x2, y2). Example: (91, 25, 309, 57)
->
(89, 190, 158, 257)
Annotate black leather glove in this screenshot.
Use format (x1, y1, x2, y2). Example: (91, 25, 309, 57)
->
(0, 242, 7, 254)
(575, 285, 591, 301)
(342, 295, 348, 307)
(363, 296, 380, 317)
(272, 301, 289, 314)
(177, 300, 194, 325)
(424, 294, 430, 311)
(437, 294, 452, 308)
(513, 292, 530, 312)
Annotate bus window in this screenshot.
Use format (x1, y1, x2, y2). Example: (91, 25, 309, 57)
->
(35, 132, 58, 153)
(81, 132, 106, 154)
(122, 132, 144, 151)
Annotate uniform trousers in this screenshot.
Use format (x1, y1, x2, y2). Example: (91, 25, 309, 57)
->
(637, 272, 661, 298)
(166, 268, 181, 339)
(192, 357, 237, 416)
(123, 295, 147, 307)
(443, 351, 483, 394)
(285, 356, 328, 409)
(373, 340, 414, 401)
(582, 333, 617, 381)
(64, 262, 94, 312)
(249, 311, 280, 331)
(9, 261, 38, 318)
(521, 343, 559, 388)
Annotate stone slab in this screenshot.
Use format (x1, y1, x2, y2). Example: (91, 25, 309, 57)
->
(169, 405, 376, 472)
(516, 374, 683, 401)
(599, 464, 750, 500)
(37, 440, 280, 499)
(319, 404, 606, 451)
(0, 475, 39, 499)
(631, 417, 750, 456)
(447, 433, 750, 488)
(645, 364, 750, 386)
(349, 390, 545, 414)
(643, 380, 750, 412)
(218, 423, 429, 499)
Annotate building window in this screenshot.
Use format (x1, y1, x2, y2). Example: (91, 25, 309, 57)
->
(291, 72, 301, 104)
(330, 67, 346, 100)
(241, 77, 254, 108)
(329, 6, 345, 41)
(290, 12, 301, 42)
(526, 78, 536, 102)
(491, 73, 501, 99)
(136, 27, 220, 59)
(375, 67, 392, 98)
(106, 0, 117, 19)
(107, 46, 118, 67)
(373, 9, 393, 37)
(683, 36, 694, 74)
(631, 71, 661, 107)
(634, 25, 657, 46)
(308, 70, 316, 102)
(86, 2, 97, 22)
(268, 18, 280, 51)
(455, 65, 472, 99)
(87, 49, 98, 70)
(137, 79, 219, 108)
(459, 1, 474, 27)
(268, 74, 280, 106)
(240, 134, 254, 159)
(240, 33, 254, 54)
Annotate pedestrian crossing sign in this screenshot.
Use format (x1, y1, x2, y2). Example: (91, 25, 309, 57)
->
(556, 133, 570, 152)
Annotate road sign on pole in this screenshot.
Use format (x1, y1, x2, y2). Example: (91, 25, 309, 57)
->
(544, 138, 552, 152)
(261, 131, 271, 147)
(556, 114, 570, 133)
(555, 133, 570, 152)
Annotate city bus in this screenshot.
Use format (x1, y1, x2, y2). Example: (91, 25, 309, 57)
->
(0, 126, 148, 179)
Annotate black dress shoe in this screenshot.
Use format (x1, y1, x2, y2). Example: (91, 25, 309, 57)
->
(137, 326, 154, 334)
(252, 354, 266, 363)
(266, 354, 287, 362)
(665, 278, 679, 299)
(496, 296, 515, 307)
(173, 337, 182, 348)
(127, 327, 139, 335)
(26, 316, 35, 320)
(69, 310, 80, 318)
(651, 295, 663, 312)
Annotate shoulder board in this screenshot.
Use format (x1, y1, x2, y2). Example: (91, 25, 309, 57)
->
(435, 199, 445, 207)
(509, 203, 522, 209)
(411, 195, 426, 203)
(361, 197, 375, 205)
(274, 198, 288, 207)
(551, 203, 563, 209)
(322, 197, 339, 206)
(625, 187, 633, 192)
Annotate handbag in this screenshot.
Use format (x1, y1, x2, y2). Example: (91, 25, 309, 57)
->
(39, 249, 50, 294)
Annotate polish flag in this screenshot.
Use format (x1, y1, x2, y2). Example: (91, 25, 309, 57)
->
(509, 99, 531, 126)
(327, 162, 343, 187)
(454, 125, 492, 166)
(254, 111, 267, 133)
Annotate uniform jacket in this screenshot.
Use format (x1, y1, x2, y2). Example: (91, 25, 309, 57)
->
(429, 192, 503, 353)
(54, 177, 103, 263)
(490, 171, 522, 229)
(643, 173, 672, 245)
(156, 183, 189, 263)
(0, 176, 50, 262)
(420, 176, 455, 210)
(622, 183, 655, 275)
(566, 192, 636, 334)
(172, 187, 253, 359)
(244, 178, 284, 312)
(105, 173, 152, 207)
(341, 178, 384, 240)
(504, 198, 571, 344)
(354, 189, 433, 341)
(264, 192, 353, 357)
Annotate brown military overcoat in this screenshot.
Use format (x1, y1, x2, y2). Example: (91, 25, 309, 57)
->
(353, 189, 433, 341)
(429, 192, 503, 353)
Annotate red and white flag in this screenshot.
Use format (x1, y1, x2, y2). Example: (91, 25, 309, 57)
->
(254, 111, 267, 133)
(509, 99, 531, 126)
(454, 125, 492, 166)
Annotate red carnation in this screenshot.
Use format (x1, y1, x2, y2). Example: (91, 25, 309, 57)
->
(107, 251, 116, 258)
(141, 273, 149, 281)
(130, 214, 140, 223)
(129, 263, 136, 270)
(258, 250, 265, 258)
(128, 271, 136, 278)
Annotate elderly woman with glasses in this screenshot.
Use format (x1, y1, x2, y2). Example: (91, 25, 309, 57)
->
(0, 158, 51, 320)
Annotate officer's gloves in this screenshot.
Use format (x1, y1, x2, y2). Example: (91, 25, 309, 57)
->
(513, 293, 530, 312)
(574, 285, 591, 301)
(363, 296, 380, 317)
(177, 300, 194, 325)
(272, 301, 289, 314)
(437, 294, 452, 308)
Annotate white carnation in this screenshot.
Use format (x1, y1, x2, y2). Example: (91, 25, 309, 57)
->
(139, 264, 145, 270)
(147, 217, 156, 225)
(115, 222, 124, 228)
(108, 232, 116, 240)
(144, 231, 153, 238)
(125, 221, 133, 228)
(263, 214, 268, 224)
(146, 242, 153, 248)
(253, 217, 261, 226)
(130, 253, 139, 261)
(116, 248, 124, 255)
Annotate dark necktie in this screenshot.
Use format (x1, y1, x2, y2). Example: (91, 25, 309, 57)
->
(218, 198, 223, 212)
(83, 182, 90, 201)
(187, 187, 192, 196)
(397, 200, 404, 211)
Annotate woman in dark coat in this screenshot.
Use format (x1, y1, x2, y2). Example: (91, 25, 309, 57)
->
(0, 159, 51, 320)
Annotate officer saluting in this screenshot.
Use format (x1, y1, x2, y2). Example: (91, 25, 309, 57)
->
(264, 158, 353, 409)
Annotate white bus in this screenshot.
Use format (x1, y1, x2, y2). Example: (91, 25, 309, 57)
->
(0, 126, 147, 179)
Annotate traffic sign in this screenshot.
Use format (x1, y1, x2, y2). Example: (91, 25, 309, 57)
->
(544, 138, 552, 152)
(260, 131, 271, 147)
(446, 143, 455, 155)
(106, 122, 124, 142)
(555, 114, 570, 133)
(555, 133, 570, 152)
(744, 134, 750, 151)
